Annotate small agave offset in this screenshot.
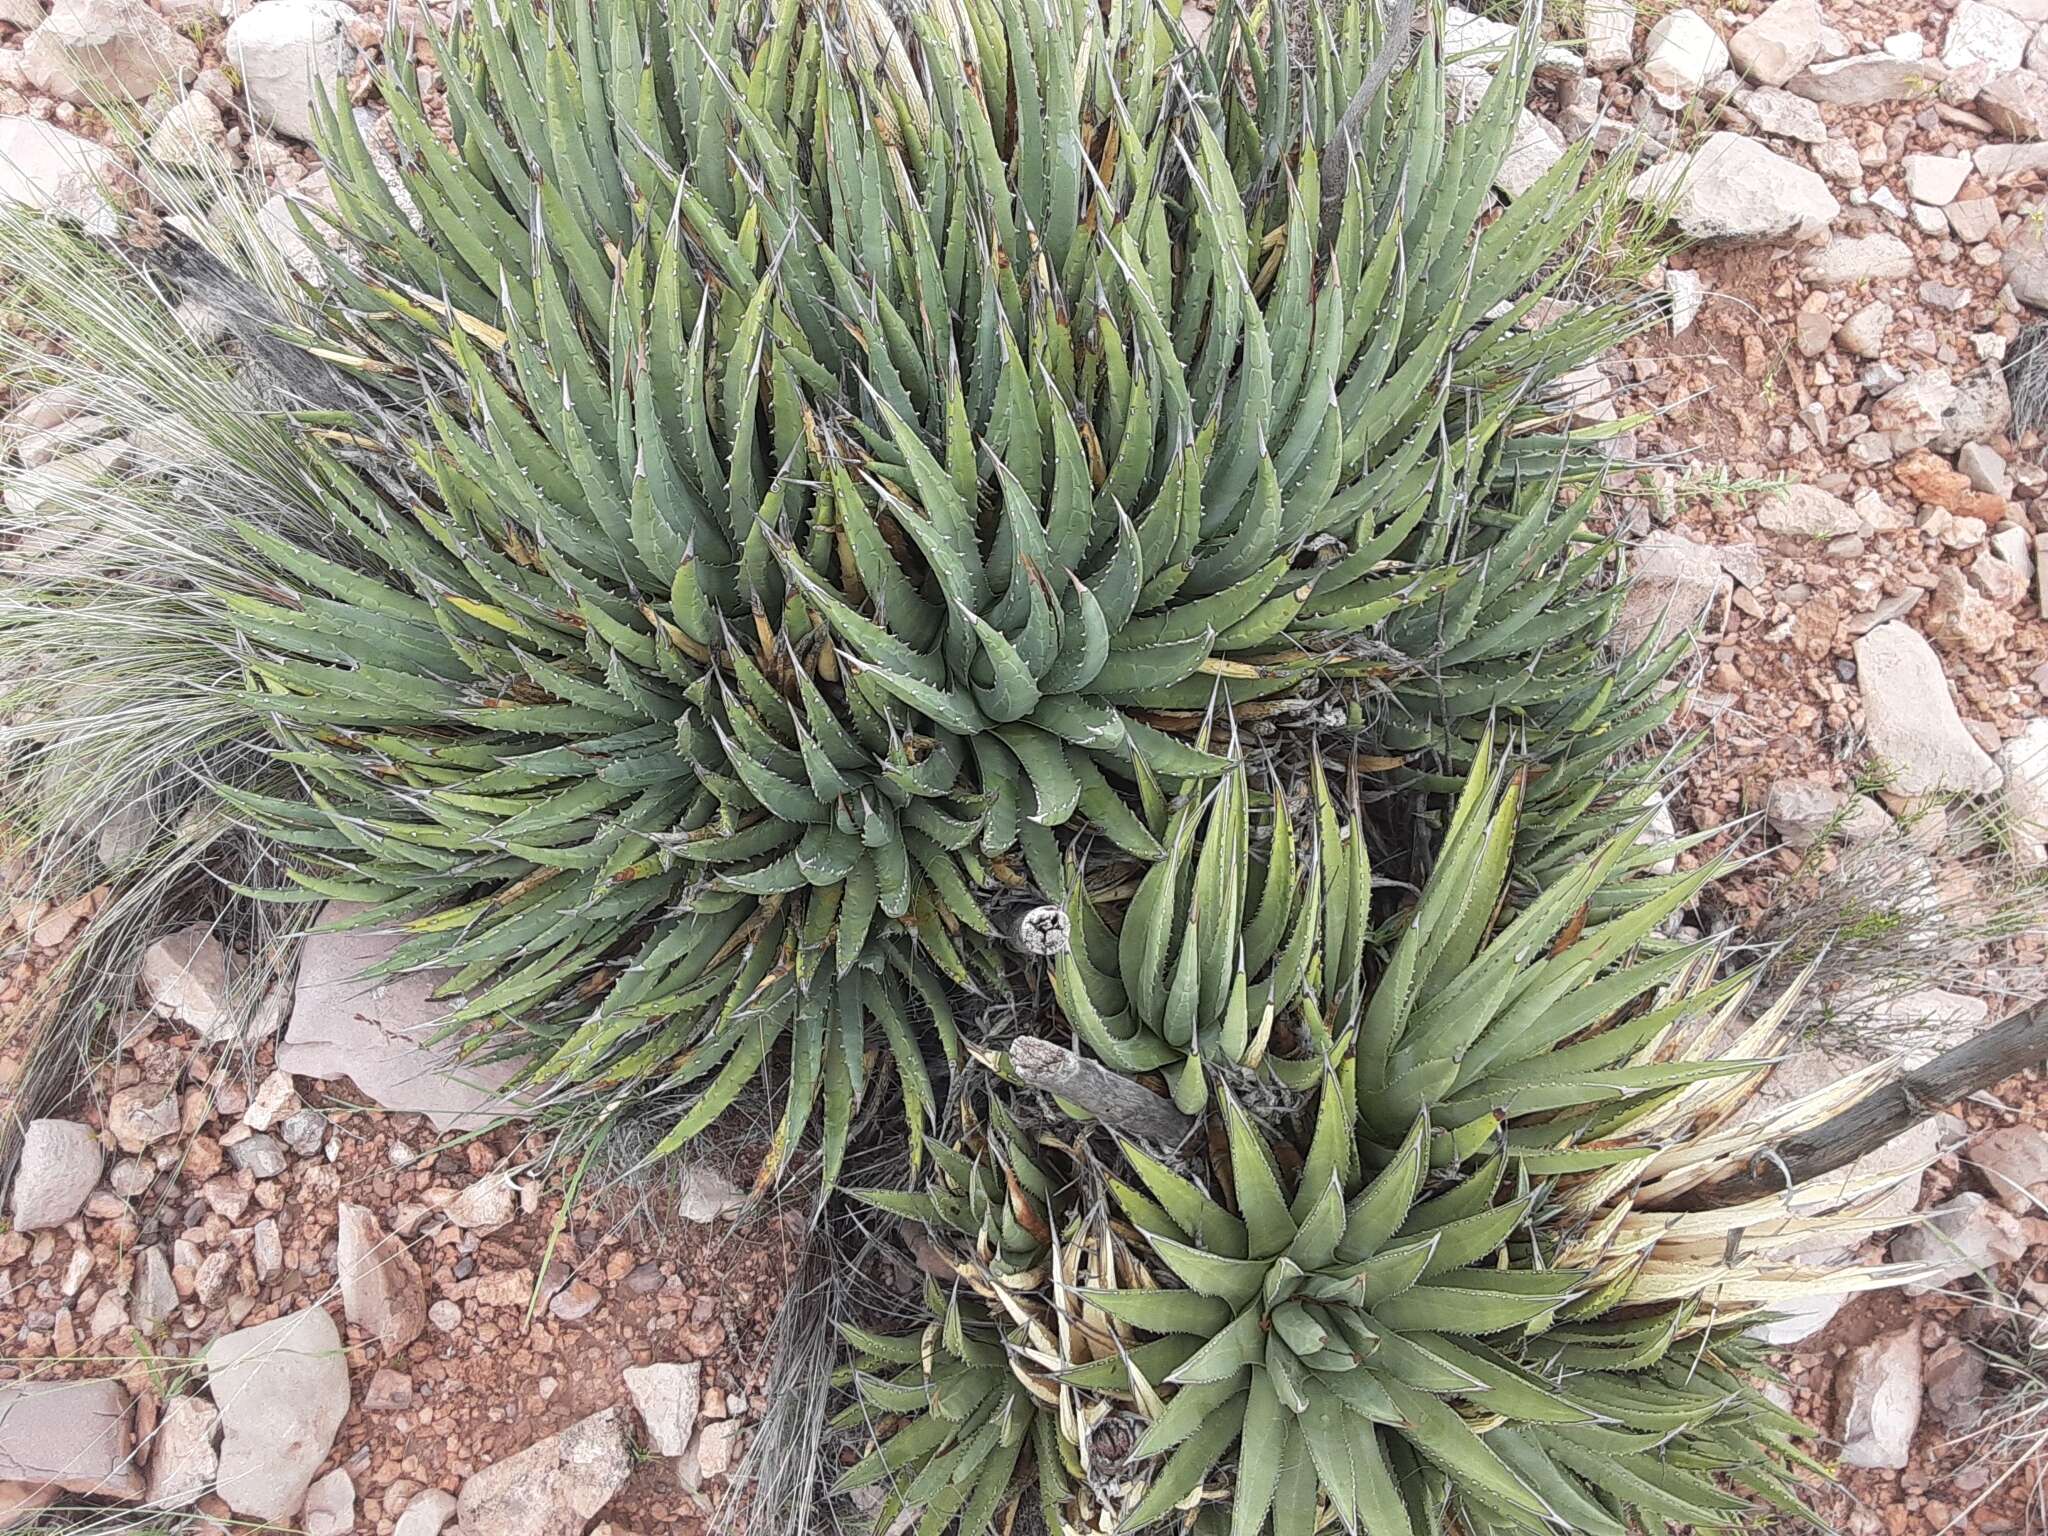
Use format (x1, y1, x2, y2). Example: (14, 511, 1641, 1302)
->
(0, 0, 1930, 1528)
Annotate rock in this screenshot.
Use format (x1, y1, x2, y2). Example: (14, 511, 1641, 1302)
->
(690, 1419, 742, 1482)
(140, 925, 233, 1039)
(21, 0, 197, 104)
(202, 1174, 252, 1221)
(1998, 718, 2048, 851)
(1890, 1193, 2028, 1291)
(1763, 778, 1890, 847)
(1613, 531, 1724, 650)
(1901, 153, 1970, 206)
(1968, 1125, 2048, 1213)
(1980, 67, 2048, 136)
(1642, 10, 1727, 100)
(455, 1406, 633, 1536)
(147, 1396, 219, 1509)
(1441, 7, 1583, 76)
(1759, 483, 1862, 538)
(195, 1248, 236, 1306)
(624, 1362, 701, 1458)
(1977, 141, 2048, 184)
(1858, 989, 1989, 1063)
(549, 1278, 603, 1322)
(254, 168, 344, 285)
(1896, 448, 2011, 522)
(674, 1163, 748, 1223)
(0, 118, 121, 236)
(397, 1489, 460, 1536)
(279, 1106, 328, 1156)
(134, 1245, 178, 1330)
(1788, 53, 1947, 105)
(1812, 138, 1864, 183)
(302, 1468, 355, 1536)
(11, 1118, 103, 1230)
(444, 1169, 518, 1232)
(1942, 0, 2031, 70)
(2005, 217, 2048, 312)
(1927, 565, 2014, 655)
(244, 1068, 298, 1131)
(0, 1379, 141, 1497)
(108, 1082, 181, 1153)
(337, 1202, 427, 1353)
(1584, 0, 1634, 69)
(1665, 267, 1705, 334)
(1495, 109, 1565, 199)
(1974, 544, 2031, 607)
(1730, 0, 1822, 84)
(1930, 368, 2012, 455)
(1794, 310, 1835, 356)
(1924, 1340, 1987, 1426)
(1836, 301, 1891, 359)
(365, 1367, 415, 1410)
(148, 90, 225, 167)
(228, 1132, 287, 1177)
(1626, 132, 1838, 243)
(1751, 1287, 1849, 1346)
(476, 1267, 537, 1307)
(1855, 623, 2003, 795)
(205, 1306, 351, 1521)
(1802, 233, 1908, 286)
(223, 0, 360, 142)
(1735, 84, 1826, 141)
(1838, 1328, 1922, 1469)
(1959, 443, 2008, 496)
(1870, 369, 1959, 449)
(254, 1217, 285, 1280)
(278, 900, 528, 1131)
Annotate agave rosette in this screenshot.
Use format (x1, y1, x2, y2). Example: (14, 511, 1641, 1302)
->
(1050, 756, 1374, 1114)
(838, 1098, 1122, 1535)
(1071, 1079, 1818, 1535)
(196, 0, 1661, 1180)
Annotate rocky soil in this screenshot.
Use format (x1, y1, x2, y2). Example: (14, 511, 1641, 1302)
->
(0, 0, 2046, 1532)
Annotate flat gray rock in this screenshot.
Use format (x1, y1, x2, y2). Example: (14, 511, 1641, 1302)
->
(457, 1406, 633, 1536)
(1854, 622, 2002, 795)
(205, 1305, 350, 1521)
(278, 901, 527, 1132)
(1838, 1327, 1921, 1468)
(223, 0, 358, 142)
(1787, 52, 1947, 105)
(0, 119, 121, 237)
(146, 1396, 219, 1509)
(1627, 131, 1838, 243)
(10, 1117, 102, 1230)
(0, 1378, 142, 1498)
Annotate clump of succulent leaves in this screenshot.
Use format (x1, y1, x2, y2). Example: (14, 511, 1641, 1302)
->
(184, 0, 1684, 1186)
(1064, 1079, 1824, 1536)
(1053, 746, 1731, 1139)
(836, 1098, 1080, 1535)
(862, 764, 1847, 1533)
(0, 0, 1904, 1524)
(1051, 755, 1373, 1114)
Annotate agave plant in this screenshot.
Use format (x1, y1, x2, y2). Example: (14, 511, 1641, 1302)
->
(836, 1098, 1090, 1535)
(154, 0, 1672, 1180)
(1050, 757, 1372, 1114)
(1049, 746, 1742, 1152)
(1069, 1078, 1825, 1536)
